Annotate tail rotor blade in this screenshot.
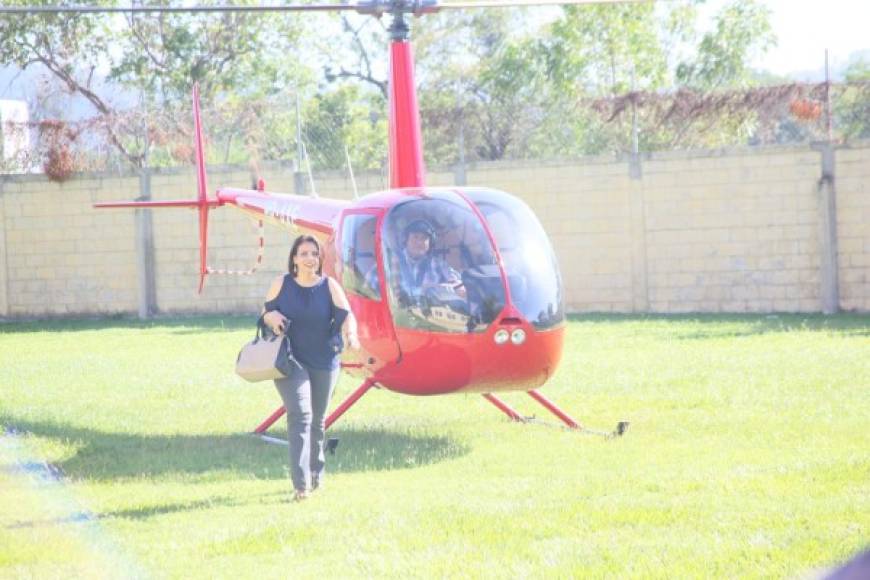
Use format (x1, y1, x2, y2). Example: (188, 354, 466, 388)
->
(193, 83, 211, 293)
(95, 84, 217, 294)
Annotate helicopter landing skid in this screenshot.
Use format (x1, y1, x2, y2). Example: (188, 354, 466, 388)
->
(483, 390, 629, 439)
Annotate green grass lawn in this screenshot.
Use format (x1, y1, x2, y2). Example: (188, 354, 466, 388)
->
(1, 314, 868, 578)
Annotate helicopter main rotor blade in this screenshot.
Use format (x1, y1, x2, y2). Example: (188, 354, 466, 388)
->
(437, 0, 647, 8)
(0, 0, 650, 15)
(0, 3, 359, 15)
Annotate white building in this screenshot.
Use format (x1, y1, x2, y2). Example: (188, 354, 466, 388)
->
(0, 99, 32, 173)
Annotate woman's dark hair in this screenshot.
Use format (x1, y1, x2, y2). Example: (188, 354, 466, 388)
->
(288, 235, 323, 277)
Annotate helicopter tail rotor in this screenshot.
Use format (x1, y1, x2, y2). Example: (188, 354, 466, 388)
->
(192, 83, 212, 293)
(94, 83, 219, 294)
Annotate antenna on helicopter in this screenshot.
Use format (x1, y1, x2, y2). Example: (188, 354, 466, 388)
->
(344, 145, 359, 200)
(302, 141, 318, 198)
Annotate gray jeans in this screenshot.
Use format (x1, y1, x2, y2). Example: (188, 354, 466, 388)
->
(274, 363, 340, 492)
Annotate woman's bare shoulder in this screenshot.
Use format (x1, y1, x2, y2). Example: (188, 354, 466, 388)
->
(326, 277, 350, 308)
(265, 274, 286, 300)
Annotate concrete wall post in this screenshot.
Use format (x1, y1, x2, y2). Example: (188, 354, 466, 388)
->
(0, 182, 8, 318)
(814, 142, 840, 314)
(628, 154, 649, 312)
(135, 169, 157, 319)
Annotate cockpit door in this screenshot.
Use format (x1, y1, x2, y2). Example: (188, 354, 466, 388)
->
(337, 209, 401, 373)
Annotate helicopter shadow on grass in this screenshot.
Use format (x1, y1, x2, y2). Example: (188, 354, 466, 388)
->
(1, 415, 469, 485)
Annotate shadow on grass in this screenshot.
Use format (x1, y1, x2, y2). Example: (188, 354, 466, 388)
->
(0, 315, 254, 335)
(2, 416, 468, 483)
(568, 313, 870, 339)
(4, 313, 867, 338)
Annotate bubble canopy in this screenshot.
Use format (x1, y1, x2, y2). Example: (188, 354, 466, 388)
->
(463, 188, 565, 330)
(380, 188, 564, 333)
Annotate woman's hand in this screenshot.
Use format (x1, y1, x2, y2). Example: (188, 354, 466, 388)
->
(264, 311, 288, 334)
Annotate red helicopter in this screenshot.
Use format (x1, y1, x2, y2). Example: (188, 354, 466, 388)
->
(10, 0, 630, 438)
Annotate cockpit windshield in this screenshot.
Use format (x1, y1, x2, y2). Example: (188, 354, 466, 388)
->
(465, 188, 565, 330)
(381, 191, 506, 333)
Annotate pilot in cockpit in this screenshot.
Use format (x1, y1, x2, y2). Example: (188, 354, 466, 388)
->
(367, 219, 466, 304)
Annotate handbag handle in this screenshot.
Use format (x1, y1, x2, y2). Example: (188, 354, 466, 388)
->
(255, 314, 270, 341)
(257, 312, 290, 341)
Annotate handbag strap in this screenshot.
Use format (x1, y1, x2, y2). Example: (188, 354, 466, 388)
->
(255, 314, 270, 341)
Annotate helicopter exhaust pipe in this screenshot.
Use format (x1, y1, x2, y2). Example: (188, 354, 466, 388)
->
(94, 83, 219, 294)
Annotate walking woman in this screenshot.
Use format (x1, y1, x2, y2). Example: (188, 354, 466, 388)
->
(262, 234, 359, 501)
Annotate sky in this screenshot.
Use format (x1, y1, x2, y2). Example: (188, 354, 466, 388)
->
(705, 0, 870, 79)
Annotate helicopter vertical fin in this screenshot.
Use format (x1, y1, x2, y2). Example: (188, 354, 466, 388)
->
(192, 83, 210, 293)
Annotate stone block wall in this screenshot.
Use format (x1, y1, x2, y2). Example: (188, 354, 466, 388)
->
(1, 141, 867, 318)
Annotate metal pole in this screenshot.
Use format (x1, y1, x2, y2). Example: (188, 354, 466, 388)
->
(294, 91, 305, 195)
(631, 68, 639, 156)
(629, 67, 641, 179)
(455, 84, 467, 186)
(825, 49, 833, 142)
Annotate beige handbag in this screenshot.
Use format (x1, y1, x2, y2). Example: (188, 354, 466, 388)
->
(235, 317, 300, 382)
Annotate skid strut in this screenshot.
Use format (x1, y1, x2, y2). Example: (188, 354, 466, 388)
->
(482, 389, 629, 438)
(253, 378, 377, 435)
(527, 389, 581, 429)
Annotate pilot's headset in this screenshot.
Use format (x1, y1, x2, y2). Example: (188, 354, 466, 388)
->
(403, 219, 437, 254)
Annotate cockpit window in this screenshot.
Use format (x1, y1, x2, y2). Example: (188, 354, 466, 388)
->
(465, 188, 565, 330)
(382, 191, 506, 333)
(341, 213, 381, 300)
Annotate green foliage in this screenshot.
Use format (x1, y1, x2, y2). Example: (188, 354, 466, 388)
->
(409, 1, 779, 161)
(836, 59, 870, 140)
(676, 0, 775, 89)
(549, 2, 668, 95)
(1, 0, 791, 171)
(301, 85, 387, 171)
(109, 5, 307, 102)
(0, 1, 312, 170)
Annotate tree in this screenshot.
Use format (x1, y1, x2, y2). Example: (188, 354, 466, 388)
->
(0, 1, 147, 171)
(301, 84, 387, 171)
(676, 0, 775, 90)
(836, 59, 870, 141)
(544, 0, 776, 153)
(414, 10, 558, 163)
(0, 1, 311, 174)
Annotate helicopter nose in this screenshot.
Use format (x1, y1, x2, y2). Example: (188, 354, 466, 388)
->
(464, 313, 563, 393)
(491, 316, 526, 346)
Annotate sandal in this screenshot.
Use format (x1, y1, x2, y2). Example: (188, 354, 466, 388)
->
(293, 489, 308, 502)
